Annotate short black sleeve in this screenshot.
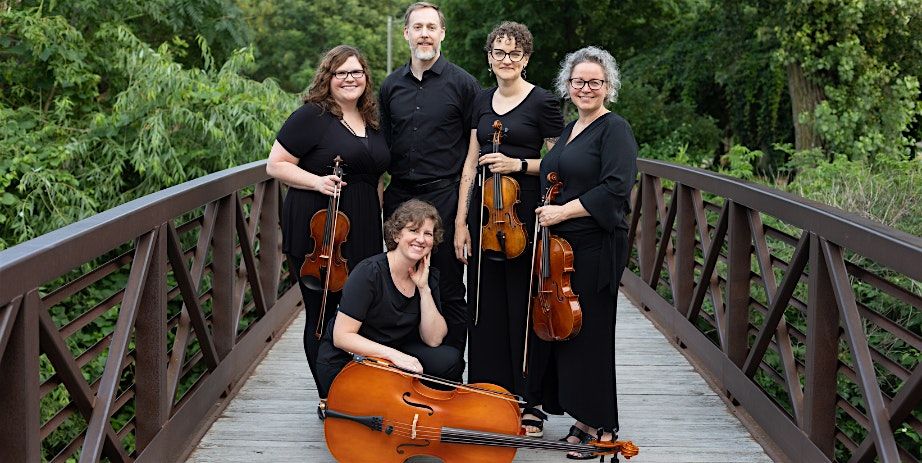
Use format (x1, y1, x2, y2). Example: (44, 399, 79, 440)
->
(578, 116, 639, 231)
(275, 103, 332, 158)
(537, 90, 565, 140)
(336, 258, 380, 322)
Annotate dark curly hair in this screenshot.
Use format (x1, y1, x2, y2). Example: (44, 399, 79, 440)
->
(484, 21, 533, 56)
(303, 45, 379, 130)
(383, 199, 444, 251)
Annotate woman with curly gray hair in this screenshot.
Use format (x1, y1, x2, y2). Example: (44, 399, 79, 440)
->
(536, 46, 637, 460)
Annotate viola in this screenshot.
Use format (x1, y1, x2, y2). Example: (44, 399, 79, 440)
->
(527, 172, 582, 342)
(323, 356, 639, 462)
(300, 155, 350, 338)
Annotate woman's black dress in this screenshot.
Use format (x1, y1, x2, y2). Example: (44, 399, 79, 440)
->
(538, 112, 637, 431)
(466, 86, 563, 402)
(315, 253, 463, 397)
(275, 103, 389, 392)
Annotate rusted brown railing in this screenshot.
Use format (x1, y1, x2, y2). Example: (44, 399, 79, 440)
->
(623, 159, 922, 463)
(0, 161, 301, 462)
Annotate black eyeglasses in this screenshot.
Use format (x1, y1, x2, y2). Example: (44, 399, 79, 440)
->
(490, 49, 526, 62)
(568, 78, 605, 90)
(333, 69, 366, 80)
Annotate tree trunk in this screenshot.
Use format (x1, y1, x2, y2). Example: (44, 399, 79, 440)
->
(786, 62, 825, 151)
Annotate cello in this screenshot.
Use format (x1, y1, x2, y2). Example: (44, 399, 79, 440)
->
(323, 356, 639, 462)
(300, 155, 350, 339)
(474, 120, 528, 324)
(526, 172, 582, 348)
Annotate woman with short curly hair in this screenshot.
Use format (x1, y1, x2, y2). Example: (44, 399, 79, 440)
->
(315, 199, 463, 398)
(454, 21, 564, 439)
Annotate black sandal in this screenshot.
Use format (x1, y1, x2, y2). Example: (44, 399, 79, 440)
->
(317, 399, 327, 421)
(563, 426, 618, 461)
(520, 406, 548, 437)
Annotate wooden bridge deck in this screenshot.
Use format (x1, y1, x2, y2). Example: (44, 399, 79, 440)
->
(187, 292, 774, 462)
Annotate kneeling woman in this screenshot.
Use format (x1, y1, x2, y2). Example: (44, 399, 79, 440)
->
(315, 199, 465, 398)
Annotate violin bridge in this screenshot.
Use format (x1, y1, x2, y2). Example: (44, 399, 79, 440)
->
(411, 413, 420, 440)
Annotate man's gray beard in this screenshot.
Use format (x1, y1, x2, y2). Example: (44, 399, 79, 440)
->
(413, 48, 437, 61)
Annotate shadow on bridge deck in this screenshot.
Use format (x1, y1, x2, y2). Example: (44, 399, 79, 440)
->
(187, 292, 773, 463)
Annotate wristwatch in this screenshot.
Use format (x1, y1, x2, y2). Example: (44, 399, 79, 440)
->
(520, 159, 528, 173)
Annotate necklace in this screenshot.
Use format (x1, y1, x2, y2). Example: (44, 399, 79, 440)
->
(340, 118, 366, 138)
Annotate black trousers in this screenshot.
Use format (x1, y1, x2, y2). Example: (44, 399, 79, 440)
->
(383, 183, 468, 357)
(287, 254, 340, 393)
(316, 342, 464, 398)
(540, 228, 629, 431)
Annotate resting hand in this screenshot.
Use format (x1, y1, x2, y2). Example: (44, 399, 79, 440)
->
(391, 352, 424, 374)
(454, 225, 471, 264)
(313, 174, 346, 197)
(535, 205, 569, 227)
(409, 254, 431, 289)
(478, 152, 519, 174)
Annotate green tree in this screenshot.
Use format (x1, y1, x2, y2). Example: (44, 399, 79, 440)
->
(238, 0, 401, 92)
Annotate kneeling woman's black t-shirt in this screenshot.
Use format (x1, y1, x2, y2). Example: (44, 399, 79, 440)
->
(316, 253, 442, 368)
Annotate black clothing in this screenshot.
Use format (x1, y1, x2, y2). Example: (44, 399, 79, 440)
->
(380, 55, 480, 355)
(541, 112, 638, 295)
(383, 185, 466, 353)
(465, 86, 563, 402)
(315, 253, 463, 397)
(379, 55, 481, 182)
(537, 112, 637, 431)
(275, 103, 389, 390)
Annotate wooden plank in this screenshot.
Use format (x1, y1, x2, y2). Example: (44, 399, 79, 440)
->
(187, 293, 773, 463)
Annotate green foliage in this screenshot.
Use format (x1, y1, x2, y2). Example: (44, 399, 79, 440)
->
(238, 0, 400, 92)
(615, 82, 720, 166)
(0, 7, 296, 249)
(773, 0, 922, 163)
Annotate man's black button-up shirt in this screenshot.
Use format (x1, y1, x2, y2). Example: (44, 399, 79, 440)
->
(379, 55, 480, 183)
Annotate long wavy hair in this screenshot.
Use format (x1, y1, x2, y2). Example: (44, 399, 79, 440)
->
(303, 45, 380, 130)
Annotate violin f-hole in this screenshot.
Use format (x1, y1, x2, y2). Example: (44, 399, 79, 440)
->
(402, 392, 435, 416)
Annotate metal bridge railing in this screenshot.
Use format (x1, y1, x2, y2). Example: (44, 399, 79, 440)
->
(0, 160, 301, 462)
(623, 159, 922, 463)
(2, 158, 920, 462)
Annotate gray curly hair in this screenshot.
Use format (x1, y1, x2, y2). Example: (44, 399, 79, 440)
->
(554, 46, 621, 103)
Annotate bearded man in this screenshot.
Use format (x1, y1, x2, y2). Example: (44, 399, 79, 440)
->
(379, 2, 480, 372)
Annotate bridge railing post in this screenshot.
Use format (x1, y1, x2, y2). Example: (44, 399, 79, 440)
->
(135, 224, 169, 450)
(212, 194, 237, 359)
(804, 233, 839, 459)
(0, 292, 40, 462)
(725, 201, 752, 368)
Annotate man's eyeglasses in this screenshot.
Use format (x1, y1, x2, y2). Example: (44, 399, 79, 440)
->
(568, 78, 605, 91)
(490, 49, 525, 62)
(333, 70, 366, 80)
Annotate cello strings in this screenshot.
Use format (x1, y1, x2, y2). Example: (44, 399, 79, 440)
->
(378, 420, 604, 453)
(356, 359, 523, 403)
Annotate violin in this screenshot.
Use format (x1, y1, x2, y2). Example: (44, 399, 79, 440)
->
(300, 155, 350, 338)
(323, 356, 639, 462)
(473, 120, 528, 325)
(480, 120, 527, 259)
(527, 172, 582, 343)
